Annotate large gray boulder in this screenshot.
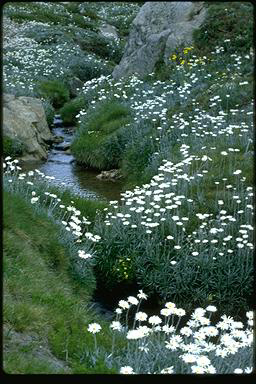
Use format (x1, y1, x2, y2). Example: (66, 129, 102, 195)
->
(112, 1, 206, 79)
(3, 93, 54, 161)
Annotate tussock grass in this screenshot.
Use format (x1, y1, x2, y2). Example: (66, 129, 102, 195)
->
(36, 79, 70, 109)
(59, 96, 88, 126)
(71, 100, 132, 170)
(3, 136, 24, 158)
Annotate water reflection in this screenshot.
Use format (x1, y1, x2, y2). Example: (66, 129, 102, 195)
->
(21, 127, 124, 202)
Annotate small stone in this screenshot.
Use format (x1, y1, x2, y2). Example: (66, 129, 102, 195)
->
(96, 169, 122, 181)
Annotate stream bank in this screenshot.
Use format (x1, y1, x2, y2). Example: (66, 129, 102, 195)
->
(20, 125, 127, 320)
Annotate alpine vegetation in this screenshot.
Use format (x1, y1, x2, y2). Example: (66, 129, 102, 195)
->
(87, 291, 253, 374)
(3, 1, 254, 375)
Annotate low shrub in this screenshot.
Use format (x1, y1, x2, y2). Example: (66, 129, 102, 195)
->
(3, 136, 24, 157)
(74, 30, 122, 63)
(193, 2, 253, 54)
(69, 56, 112, 83)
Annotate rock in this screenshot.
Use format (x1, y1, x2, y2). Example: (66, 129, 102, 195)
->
(96, 169, 122, 181)
(51, 135, 65, 144)
(99, 23, 119, 41)
(3, 93, 54, 161)
(68, 76, 84, 98)
(53, 142, 71, 151)
(3, 325, 71, 373)
(112, 1, 206, 79)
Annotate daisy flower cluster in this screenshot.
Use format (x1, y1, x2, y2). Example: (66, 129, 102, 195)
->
(86, 291, 253, 374)
(89, 132, 253, 306)
(3, 14, 82, 95)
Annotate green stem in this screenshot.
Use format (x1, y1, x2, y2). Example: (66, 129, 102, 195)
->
(111, 333, 115, 355)
(94, 334, 98, 354)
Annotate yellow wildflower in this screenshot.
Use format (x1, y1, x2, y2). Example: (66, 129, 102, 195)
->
(184, 47, 193, 53)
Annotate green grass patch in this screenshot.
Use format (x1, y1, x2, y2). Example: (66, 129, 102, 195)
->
(71, 100, 132, 170)
(59, 96, 88, 126)
(36, 79, 70, 109)
(3, 190, 117, 373)
(3, 136, 25, 157)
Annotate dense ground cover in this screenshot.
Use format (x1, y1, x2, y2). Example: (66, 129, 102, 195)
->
(3, 159, 253, 374)
(3, 189, 119, 374)
(69, 3, 254, 314)
(2, 2, 139, 102)
(3, 1, 254, 375)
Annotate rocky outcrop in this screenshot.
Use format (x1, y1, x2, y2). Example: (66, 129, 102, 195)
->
(68, 76, 84, 98)
(112, 1, 206, 79)
(3, 93, 54, 161)
(3, 325, 71, 373)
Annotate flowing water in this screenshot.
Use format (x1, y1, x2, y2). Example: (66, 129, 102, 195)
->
(21, 126, 125, 320)
(21, 127, 124, 202)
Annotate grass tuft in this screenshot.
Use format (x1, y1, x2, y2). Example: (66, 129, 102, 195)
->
(71, 100, 132, 170)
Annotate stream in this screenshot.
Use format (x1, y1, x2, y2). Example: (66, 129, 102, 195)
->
(21, 126, 129, 320)
(21, 126, 124, 202)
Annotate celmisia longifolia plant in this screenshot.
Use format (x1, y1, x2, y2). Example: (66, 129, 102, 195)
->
(3, 158, 254, 374)
(3, 2, 254, 373)
(86, 291, 253, 374)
